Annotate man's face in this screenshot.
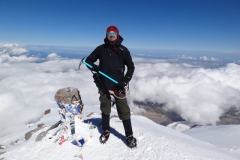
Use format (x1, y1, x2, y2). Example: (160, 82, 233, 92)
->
(107, 31, 117, 42)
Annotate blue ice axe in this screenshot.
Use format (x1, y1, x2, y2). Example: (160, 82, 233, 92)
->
(83, 61, 118, 84)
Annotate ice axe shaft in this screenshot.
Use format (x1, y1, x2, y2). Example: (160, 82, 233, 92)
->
(83, 61, 118, 84)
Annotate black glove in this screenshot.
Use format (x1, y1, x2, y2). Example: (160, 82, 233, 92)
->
(117, 81, 127, 90)
(123, 76, 131, 83)
(92, 65, 99, 72)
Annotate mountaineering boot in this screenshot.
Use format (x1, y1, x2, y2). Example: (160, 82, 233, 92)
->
(126, 135, 137, 148)
(99, 130, 110, 144)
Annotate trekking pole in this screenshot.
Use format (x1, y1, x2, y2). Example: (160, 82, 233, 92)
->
(83, 61, 118, 84)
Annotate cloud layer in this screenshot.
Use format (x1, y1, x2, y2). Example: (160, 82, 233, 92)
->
(130, 59, 240, 125)
(1, 44, 240, 137)
(0, 43, 39, 63)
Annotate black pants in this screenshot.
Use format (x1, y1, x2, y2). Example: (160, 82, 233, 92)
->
(99, 93, 130, 120)
(100, 93, 133, 137)
(102, 113, 133, 137)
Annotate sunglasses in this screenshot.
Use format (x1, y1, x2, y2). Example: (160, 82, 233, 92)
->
(107, 32, 117, 37)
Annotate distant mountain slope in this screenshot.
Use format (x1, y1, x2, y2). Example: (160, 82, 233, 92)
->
(184, 125, 240, 153)
(134, 102, 240, 126)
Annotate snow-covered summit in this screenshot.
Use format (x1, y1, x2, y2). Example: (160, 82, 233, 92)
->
(0, 105, 240, 160)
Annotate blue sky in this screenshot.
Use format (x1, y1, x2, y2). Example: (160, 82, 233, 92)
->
(0, 0, 240, 53)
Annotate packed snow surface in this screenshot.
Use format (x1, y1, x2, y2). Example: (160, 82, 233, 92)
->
(1, 105, 240, 160)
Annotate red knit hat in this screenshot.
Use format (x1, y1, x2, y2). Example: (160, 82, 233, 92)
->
(106, 26, 119, 40)
(107, 25, 119, 34)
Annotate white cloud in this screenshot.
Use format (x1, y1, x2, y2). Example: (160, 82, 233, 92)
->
(200, 56, 219, 61)
(47, 53, 60, 60)
(179, 55, 197, 60)
(0, 43, 28, 55)
(1, 43, 18, 48)
(0, 43, 39, 64)
(200, 56, 208, 61)
(0, 43, 27, 55)
(1, 52, 240, 136)
(11, 48, 28, 55)
(210, 57, 218, 61)
(130, 59, 240, 125)
(0, 49, 8, 55)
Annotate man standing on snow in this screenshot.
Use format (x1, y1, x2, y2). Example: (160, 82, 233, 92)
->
(85, 25, 136, 148)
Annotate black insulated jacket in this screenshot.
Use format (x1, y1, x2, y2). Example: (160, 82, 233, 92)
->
(86, 36, 135, 90)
